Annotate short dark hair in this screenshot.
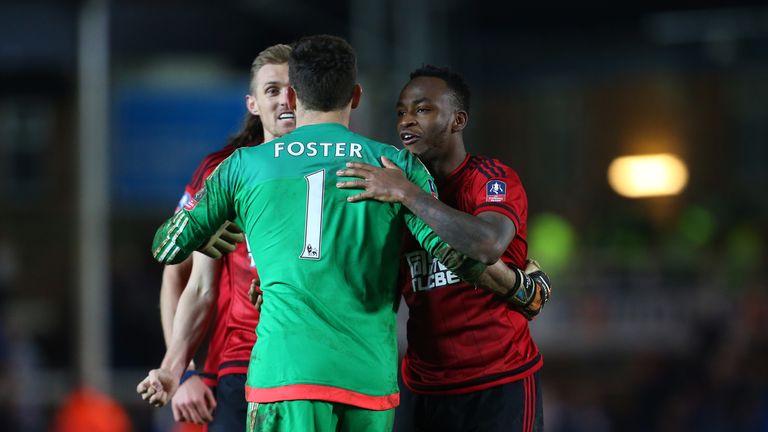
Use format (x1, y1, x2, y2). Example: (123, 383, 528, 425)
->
(289, 35, 357, 112)
(409, 65, 470, 113)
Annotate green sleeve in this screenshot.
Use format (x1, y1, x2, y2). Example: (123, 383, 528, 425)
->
(394, 149, 487, 282)
(151, 151, 241, 264)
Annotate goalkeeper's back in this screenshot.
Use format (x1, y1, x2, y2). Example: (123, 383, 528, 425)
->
(171, 121, 445, 408)
(233, 123, 413, 318)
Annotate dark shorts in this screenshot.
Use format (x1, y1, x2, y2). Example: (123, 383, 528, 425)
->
(394, 371, 543, 432)
(208, 373, 247, 432)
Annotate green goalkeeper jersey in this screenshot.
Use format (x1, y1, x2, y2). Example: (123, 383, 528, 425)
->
(152, 123, 484, 410)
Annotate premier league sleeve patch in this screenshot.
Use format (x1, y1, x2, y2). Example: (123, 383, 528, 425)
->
(485, 180, 507, 202)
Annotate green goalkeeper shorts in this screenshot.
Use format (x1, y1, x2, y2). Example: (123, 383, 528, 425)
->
(246, 400, 394, 432)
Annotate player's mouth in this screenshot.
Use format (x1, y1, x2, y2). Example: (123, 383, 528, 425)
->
(400, 131, 420, 146)
(277, 112, 295, 122)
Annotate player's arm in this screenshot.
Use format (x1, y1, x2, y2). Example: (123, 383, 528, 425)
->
(476, 259, 552, 320)
(337, 157, 512, 264)
(152, 154, 240, 265)
(137, 252, 221, 412)
(405, 212, 487, 283)
(164, 253, 225, 424)
(160, 260, 192, 347)
(160, 220, 242, 344)
(167, 253, 222, 424)
(396, 180, 488, 284)
(160, 257, 210, 423)
(160, 257, 193, 346)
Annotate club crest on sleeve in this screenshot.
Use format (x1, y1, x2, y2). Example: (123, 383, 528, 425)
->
(184, 187, 207, 210)
(428, 179, 438, 198)
(486, 180, 506, 202)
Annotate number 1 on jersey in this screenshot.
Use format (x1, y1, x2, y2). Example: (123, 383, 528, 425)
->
(300, 170, 324, 260)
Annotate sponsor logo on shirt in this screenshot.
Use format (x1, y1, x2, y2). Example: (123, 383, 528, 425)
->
(405, 250, 462, 292)
(486, 180, 506, 202)
(184, 187, 207, 210)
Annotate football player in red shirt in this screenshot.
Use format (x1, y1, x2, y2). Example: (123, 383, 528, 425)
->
(152, 43, 295, 431)
(337, 65, 549, 432)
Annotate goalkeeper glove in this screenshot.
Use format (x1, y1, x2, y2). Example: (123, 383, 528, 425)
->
(504, 258, 552, 320)
(198, 221, 244, 259)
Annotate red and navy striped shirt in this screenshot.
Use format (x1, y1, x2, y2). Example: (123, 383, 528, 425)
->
(400, 154, 542, 395)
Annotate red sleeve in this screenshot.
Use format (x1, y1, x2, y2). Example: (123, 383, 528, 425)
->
(470, 158, 527, 234)
(174, 146, 235, 213)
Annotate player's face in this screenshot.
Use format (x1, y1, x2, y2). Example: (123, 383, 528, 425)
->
(396, 76, 455, 161)
(250, 63, 295, 141)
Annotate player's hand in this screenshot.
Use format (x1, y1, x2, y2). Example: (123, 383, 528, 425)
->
(171, 374, 216, 424)
(503, 259, 552, 320)
(198, 221, 244, 258)
(248, 277, 263, 311)
(336, 157, 420, 203)
(136, 368, 180, 408)
(520, 259, 552, 319)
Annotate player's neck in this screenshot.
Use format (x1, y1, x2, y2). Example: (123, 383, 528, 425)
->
(427, 139, 467, 180)
(296, 106, 351, 129)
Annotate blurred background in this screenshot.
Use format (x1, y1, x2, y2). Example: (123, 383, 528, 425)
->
(1, 0, 767, 430)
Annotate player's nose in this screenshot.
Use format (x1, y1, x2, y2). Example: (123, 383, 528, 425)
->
(278, 89, 291, 106)
(398, 112, 416, 128)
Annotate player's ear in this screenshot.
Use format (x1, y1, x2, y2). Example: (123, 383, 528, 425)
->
(246, 94, 259, 116)
(452, 110, 468, 133)
(287, 86, 298, 111)
(351, 84, 363, 109)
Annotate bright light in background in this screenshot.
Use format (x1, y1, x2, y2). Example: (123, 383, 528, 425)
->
(608, 153, 689, 198)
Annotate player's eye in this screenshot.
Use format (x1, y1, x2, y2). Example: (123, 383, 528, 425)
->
(396, 110, 405, 117)
(416, 107, 429, 114)
(265, 87, 279, 96)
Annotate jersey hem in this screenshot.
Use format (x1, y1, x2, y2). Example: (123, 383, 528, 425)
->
(218, 366, 249, 378)
(199, 372, 218, 388)
(245, 384, 399, 410)
(401, 353, 543, 396)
